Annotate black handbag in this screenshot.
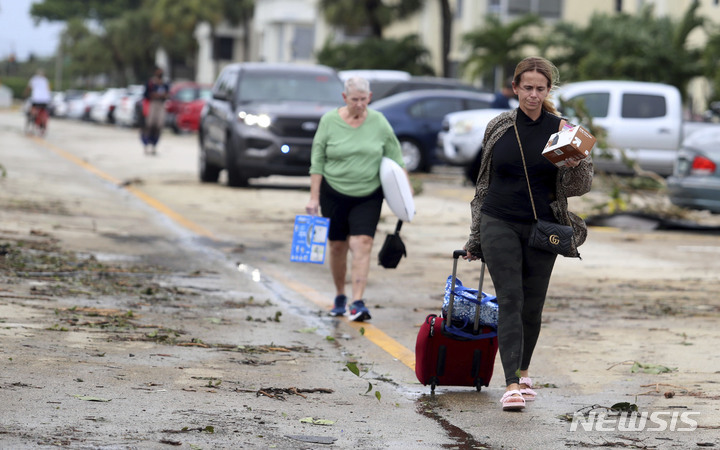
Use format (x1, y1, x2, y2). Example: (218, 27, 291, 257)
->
(514, 123, 576, 257)
(528, 218, 574, 256)
(378, 220, 406, 268)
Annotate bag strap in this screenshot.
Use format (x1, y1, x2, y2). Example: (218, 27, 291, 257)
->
(512, 122, 538, 221)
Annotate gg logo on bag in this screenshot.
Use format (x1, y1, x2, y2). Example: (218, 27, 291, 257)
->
(549, 235, 560, 245)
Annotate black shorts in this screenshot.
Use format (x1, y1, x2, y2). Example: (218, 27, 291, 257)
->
(320, 179, 383, 241)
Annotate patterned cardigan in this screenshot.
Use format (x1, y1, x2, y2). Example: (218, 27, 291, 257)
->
(465, 109, 594, 258)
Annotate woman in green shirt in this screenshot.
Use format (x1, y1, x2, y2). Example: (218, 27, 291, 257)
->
(306, 77, 405, 321)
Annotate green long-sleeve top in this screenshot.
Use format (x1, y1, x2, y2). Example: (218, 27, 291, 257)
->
(309, 108, 404, 197)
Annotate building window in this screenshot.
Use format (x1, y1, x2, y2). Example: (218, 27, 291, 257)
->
(292, 26, 314, 60)
(454, 0, 464, 19)
(508, 0, 532, 15)
(500, 0, 561, 19)
(213, 37, 234, 61)
(616, 0, 623, 12)
(537, 0, 561, 18)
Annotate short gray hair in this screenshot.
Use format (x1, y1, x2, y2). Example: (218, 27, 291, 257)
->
(344, 77, 370, 95)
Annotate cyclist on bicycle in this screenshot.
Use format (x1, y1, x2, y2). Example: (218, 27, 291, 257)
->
(24, 69, 52, 134)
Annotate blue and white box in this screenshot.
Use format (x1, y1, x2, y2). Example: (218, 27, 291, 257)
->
(290, 215, 330, 264)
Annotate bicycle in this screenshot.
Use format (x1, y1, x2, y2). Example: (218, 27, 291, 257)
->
(25, 103, 49, 136)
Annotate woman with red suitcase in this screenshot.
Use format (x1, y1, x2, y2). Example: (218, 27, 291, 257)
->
(463, 57, 593, 411)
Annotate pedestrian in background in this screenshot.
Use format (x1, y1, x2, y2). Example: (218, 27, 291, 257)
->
(491, 77, 515, 109)
(141, 66, 169, 155)
(463, 56, 593, 411)
(306, 76, 406, 322)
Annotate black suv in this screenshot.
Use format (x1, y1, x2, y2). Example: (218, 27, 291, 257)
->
(199, 63, 344, 186)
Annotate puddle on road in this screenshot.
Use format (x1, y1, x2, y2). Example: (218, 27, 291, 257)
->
(416, 395, 491, 449)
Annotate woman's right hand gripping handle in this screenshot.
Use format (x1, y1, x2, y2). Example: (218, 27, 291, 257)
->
(462, 246, 483, 262)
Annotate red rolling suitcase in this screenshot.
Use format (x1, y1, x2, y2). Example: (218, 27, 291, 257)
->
(415, 250, 498, 393)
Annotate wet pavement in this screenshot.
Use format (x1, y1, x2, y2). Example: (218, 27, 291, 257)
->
(1, 109, 719, 449)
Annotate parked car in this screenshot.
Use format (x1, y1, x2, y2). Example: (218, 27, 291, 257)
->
(48, 92, 65, 117)
(114, 85, 145, 128)
(66, 91, 101, 120)
(436, 108, 511, 181)
(667, 128, 720, 213)
(165, 81, 212, 133)
(89, 88, 127, 124)
(370, 76, 489, 102)
(438, 80, 697, 183)
(371, 89, 495, 172)
(338, 69, 411, 83)
(51, 89, 85, 118)
(199, 62, 344, 186)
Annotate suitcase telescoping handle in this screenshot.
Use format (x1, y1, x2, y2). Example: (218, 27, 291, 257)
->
(449, 250, 486, 333)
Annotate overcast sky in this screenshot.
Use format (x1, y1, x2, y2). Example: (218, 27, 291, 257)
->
(0, 0, 64, 61)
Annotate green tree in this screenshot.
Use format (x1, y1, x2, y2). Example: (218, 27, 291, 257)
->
(31, 0, 254, 84)
(59, 18, 115, 85)
(316, 35, 433, 75)
(319, 0, 424, 39)
(150, 0, 254, 76)
(103, 8, 158, 84)
(546, 1, 704, 97)
(462, 14, 543, 89)
(30, 0, 143, 22)
(317, 0, 431, 74)
(703, 30, 720, 104)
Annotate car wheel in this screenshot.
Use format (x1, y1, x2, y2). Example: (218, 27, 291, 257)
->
(199, 137, 221, 183)
(168, 114, 181, 134)
(225, 137, 249, 187)
(400, 138, 427, 173)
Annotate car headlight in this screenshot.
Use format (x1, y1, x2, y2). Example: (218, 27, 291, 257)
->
(450, 119, 479, 136)
(238, 111, 271, 128)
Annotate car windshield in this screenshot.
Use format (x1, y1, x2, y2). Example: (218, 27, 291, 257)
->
(175, 88, 198, 102)
(237, 72, 343, 104)
(199, 88, 212, 100)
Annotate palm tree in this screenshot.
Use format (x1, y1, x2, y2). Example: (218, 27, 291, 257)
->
(462, 14, 543, 90)
(546, 1, 703, 96)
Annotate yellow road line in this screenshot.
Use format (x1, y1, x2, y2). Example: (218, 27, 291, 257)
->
(124, 186, 215, 239)
(34, 137, 122, 185)
(35, 137, 215, 239)
(33, 136, 418, 370)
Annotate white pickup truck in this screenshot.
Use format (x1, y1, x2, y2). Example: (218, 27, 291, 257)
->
(437, 80, 715, 181)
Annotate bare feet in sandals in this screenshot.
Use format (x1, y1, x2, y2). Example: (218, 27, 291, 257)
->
(501, 388, 525, 411)
(519, 376, 537, 401)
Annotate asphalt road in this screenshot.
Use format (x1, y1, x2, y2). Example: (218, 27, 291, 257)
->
(1, 109, 719, 449)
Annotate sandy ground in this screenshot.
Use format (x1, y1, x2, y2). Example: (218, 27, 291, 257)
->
(1, 109, 719, 449)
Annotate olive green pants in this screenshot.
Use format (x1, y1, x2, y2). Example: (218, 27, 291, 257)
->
(480, 213, 557, 386)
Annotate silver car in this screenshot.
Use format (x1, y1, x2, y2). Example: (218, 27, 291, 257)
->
(667, 128, 720, 213)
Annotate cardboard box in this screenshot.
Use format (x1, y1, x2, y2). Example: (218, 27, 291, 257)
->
(542, 125, 596, 167)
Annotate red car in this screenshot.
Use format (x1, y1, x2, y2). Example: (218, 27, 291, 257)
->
(165, 82, 212, 133)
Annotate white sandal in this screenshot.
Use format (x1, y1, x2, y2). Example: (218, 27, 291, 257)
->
(519, 377, 537, 402)
(500, 389, 526, 411)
